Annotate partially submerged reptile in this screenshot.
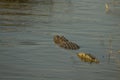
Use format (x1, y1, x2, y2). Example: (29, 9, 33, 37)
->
(53, 35, 80, 50)
(53, 35, 99, 64)
(77, 52, 99, 64)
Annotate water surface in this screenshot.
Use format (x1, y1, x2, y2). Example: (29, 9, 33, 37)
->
(0, 0, 120, 80)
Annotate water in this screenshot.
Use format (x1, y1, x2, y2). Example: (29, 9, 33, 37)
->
(0, 0, 120, 80)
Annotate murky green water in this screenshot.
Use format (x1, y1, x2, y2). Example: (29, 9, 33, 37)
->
(0, 0, 120, 80)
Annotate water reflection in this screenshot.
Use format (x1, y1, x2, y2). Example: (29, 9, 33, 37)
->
(0, 0, 54, 28)
(0, 0, 30, 3)
(0, 0, 54, 47)
(19, 40, 39, 45)
(105, 0, 120, 15)
(105, 35, 120, 67)
(0, 0, 33, 28)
